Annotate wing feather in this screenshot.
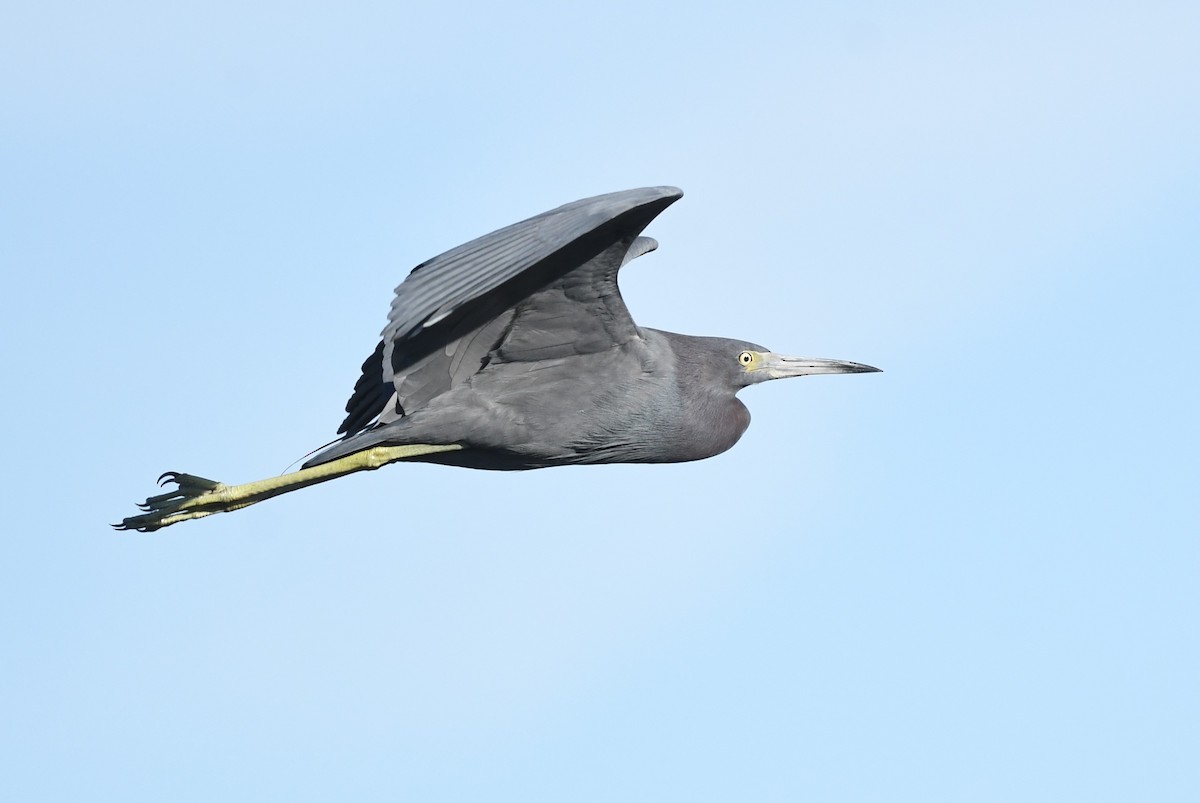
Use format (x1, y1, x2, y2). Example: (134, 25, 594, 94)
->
(335, 186, 682, 436)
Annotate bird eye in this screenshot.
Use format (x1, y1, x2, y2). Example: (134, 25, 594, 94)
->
(738, 351, 754, 366)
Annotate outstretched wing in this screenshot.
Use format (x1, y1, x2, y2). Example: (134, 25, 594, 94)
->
(336, 187, 682, 436)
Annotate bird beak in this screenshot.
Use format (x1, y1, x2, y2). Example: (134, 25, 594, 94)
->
(760, 353, 882, 379)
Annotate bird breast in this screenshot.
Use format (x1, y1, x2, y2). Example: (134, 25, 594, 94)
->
(663, 394, 750, 463)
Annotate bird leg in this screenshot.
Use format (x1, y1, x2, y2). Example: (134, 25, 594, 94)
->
(114, 443, 463, 532)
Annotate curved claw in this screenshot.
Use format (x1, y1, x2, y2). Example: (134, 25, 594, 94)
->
(117, 471, 229, 532)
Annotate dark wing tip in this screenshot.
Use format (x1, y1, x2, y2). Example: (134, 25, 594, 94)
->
(334, 186, 685, 436)
(337, 340, 392, 435)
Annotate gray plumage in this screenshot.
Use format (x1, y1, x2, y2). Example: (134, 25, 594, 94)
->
(307, 186, 876, 471)
(116, 185, 878, 531)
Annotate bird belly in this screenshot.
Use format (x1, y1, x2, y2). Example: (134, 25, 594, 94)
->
(388, 345, 750, 469)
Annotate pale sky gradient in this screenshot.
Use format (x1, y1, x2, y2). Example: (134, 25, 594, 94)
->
(3, 1, 1198, 801)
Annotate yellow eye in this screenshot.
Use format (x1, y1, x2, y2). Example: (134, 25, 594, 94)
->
(738, 351, 755, 366)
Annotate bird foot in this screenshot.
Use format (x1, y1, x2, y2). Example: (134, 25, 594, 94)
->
(113, 444, 465, 532)
(114, 472, 240, 532)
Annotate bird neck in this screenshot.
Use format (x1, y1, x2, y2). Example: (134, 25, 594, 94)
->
(651, 330, 752, 462)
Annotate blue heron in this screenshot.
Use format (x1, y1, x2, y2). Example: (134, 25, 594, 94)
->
(117, 186, 878, 531)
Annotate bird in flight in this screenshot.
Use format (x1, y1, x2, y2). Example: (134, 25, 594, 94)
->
(117, 186, 879, 531)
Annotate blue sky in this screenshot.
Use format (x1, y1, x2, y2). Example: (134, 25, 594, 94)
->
(3, 1, 1198, 800)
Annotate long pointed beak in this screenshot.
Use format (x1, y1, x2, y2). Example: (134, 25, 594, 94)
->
(760, 353, 882, 379)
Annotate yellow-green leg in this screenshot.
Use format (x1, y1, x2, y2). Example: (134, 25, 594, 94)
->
(115, 443, 463, 532)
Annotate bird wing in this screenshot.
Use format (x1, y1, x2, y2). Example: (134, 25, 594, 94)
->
(336, 186, 682, 436)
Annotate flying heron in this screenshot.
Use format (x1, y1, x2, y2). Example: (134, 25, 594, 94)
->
(116, 186, 879, 531)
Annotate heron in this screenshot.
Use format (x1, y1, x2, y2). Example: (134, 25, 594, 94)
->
(116, 186, 879, 531)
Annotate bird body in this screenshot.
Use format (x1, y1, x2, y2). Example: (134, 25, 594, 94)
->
(117, 186, 877, 531)
(316, 329, 756, 470)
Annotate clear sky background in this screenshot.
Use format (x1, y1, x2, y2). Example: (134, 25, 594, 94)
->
(3, 1, 1197, 800)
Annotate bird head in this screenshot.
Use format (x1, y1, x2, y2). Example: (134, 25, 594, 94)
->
(731, 342, 881, 388)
